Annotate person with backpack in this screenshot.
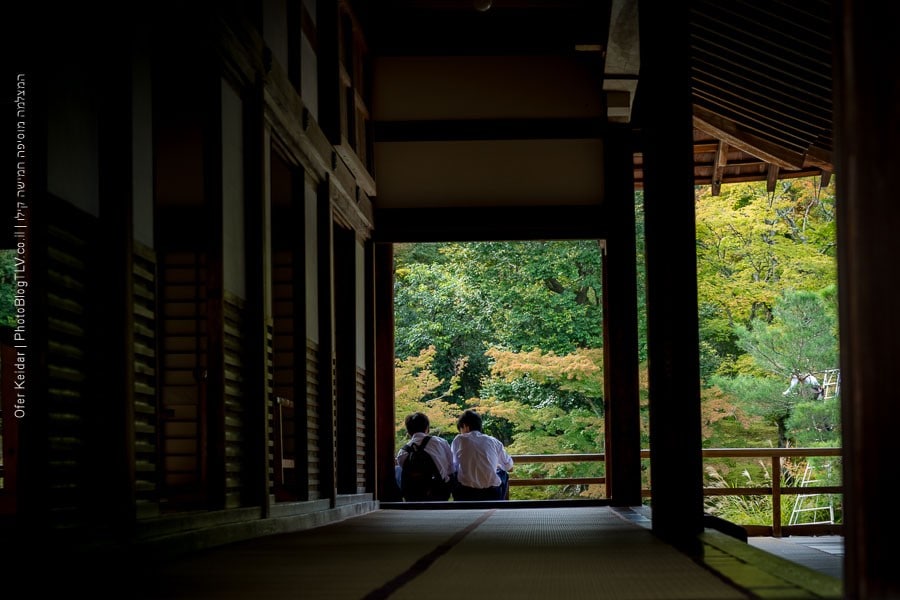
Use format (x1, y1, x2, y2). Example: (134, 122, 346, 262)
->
(450, 409, 514, 501)
(395, 412, 454, 501)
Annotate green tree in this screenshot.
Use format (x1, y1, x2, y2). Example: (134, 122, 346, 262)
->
(393, 240, 608, 498)
(446, 241, 604, 355)
(695, 179, 837, 377)
(711, 290, 839, 447)
(393, 346, 461, 446)
(735, 290, 837, 382)
(466, 394, 606, 499)
(472, 347, 606, 499)
(393, 240, 604, 404)
(484, 346, 604, 416)
(390, 176, 838, 502)
(393, 243, 494, 402)
(634, 192, 648, 362)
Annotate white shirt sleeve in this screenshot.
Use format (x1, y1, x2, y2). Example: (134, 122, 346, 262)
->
(497, 441, 514, 472)
(429, 436, 455, 482)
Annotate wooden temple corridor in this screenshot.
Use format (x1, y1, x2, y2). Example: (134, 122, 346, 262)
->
(88, 506, 842, 599)
(8, 1, 900, 597)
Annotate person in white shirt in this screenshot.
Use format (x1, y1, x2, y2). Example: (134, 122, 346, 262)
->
(395, 412, 454, 501)
(451, 409, 514, 501)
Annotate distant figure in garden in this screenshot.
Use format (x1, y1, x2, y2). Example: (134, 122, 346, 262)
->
(451, 409, 514, 501)
(396, 412, 454, 501)
(783, 372, 825, 400)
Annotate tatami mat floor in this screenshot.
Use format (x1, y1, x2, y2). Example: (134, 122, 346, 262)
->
(114, 505, 844, 599)
(748, 535, 844, 580)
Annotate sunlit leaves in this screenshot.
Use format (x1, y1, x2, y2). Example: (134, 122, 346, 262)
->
(695, 180, 837, 328)
(486, 347, 603, 394)
(394, 346, 462, 444)
(709, 289, 840, 447)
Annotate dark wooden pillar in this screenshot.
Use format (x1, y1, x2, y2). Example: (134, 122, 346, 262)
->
(638, 0, 704, 550)
(834, 2, 900, 597)
(244, 74, 270, 513)
(374, 243, 399, 501)
(317, 180, 337, 502)
(293, 169, 311, 500)
(364, 239, 377, 495)
(603, 124, 642, 506)
(205, 73, 227, 510)
(316, 0, 341, 144)
(334, 224, 358, 494)
(96, 28, 136, 534)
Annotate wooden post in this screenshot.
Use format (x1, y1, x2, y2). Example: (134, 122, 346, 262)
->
(638, 0, 705, 551)
(374, 243, 399, 501)
(317, 179, 337, 503)
(835, 1, 900, 596)
(97, 31, 137, 532)
(603, 124, 642, 506)
(772, 456, 782, 538)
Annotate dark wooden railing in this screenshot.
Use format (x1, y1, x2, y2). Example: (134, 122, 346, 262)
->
(510, 447, 843, 537)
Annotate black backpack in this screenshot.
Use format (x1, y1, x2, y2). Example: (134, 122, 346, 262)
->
(400, 436, 450, 501)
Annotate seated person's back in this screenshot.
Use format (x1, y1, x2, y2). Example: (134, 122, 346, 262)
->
(451, 409, 513, 501)
(396, 412, 454, 501)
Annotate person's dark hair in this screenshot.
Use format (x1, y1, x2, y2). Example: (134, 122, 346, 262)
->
(457, 409, 483, 432)
(405, 412, 430, 435)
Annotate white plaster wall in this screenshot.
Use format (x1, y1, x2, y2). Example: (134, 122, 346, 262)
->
(132, 49, 154, 247)
(221, 80, 246, 298)
(302, 0, 315, 22)
(372, 55, 607, 209)
(305, 179, 319, 343)
(301, 0, 318, 121)
(373, 55, 606, 121)
(263, 0, 289, 73)
(263, 129, 273, 320)
(374, 138, 605, 208)
(47, 65, 99, 216)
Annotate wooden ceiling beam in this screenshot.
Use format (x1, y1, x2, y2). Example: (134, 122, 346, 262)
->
(693, 106, 805, 170)
(693, 141, 719, 153)
(691, 168, 825, 187)
(710, 140, 729, 196)
(803, 144, 834, 171)
(766, 164, 780, 193)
